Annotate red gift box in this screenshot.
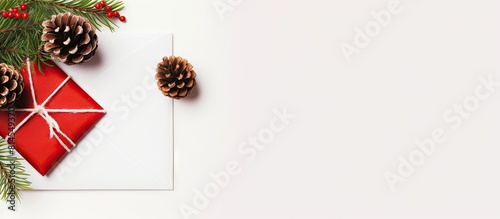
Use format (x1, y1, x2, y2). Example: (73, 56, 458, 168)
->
(0, 60, 105, 176)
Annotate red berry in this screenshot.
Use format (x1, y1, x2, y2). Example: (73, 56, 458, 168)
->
(22, 12, 28, 19)
(119, 16, 126, 22)
(8, 12, 13, 18)
(95, 3, 102, 10)
(12, 8, 18, 13)
(105, 5, 112, 12)
(113, 11, 120, 17)
(100, 1, 106, 6)
(20, 3, 27, 11)
(2, 11, 7, 18)
(106, 11, 113, 18)
(14, 12, 21, 19)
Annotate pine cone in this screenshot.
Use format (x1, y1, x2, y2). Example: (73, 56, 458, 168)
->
(41, 12, 98, 65)
(155, 56, 197, 99)
(0, 63, 24, 109)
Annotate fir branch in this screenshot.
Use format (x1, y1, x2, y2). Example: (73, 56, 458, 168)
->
(0, 48, 16, 52)
(32, 0, 125, 31)
(0, 0, 125, 70)
(0, 137, 31, 202)
(0, 22, 42, 33)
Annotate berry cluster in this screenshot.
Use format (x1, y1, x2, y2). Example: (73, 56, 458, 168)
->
(1, 3, 29, 20)
(95, 1, 126, 22)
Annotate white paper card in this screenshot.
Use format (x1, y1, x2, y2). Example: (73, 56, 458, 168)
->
(23, 32, 174, 190)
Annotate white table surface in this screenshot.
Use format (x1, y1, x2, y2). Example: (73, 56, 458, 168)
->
(3, 0, 500, 218)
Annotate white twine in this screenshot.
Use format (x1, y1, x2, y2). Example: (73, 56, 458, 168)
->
(4, 59, 105, 152)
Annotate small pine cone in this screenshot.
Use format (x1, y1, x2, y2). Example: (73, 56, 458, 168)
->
(0, 63, 24, 108)
(41, 12, 98, 65)
(155, 56, 197, 99)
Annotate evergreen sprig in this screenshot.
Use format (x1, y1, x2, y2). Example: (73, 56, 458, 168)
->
(0, 137, 31, 202)
(0, 0, 125, 70)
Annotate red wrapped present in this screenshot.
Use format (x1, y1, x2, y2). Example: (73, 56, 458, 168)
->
(0, 60, 105, 176)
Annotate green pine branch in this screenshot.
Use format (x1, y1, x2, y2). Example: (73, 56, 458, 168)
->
(0, 137, 31, 203)
(0, 0, 125, 70)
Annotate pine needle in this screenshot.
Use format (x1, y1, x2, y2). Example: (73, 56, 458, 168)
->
(0, 137, 31, 202)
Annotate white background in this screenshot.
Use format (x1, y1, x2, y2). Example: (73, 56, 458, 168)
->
(3, 0, 500, 218)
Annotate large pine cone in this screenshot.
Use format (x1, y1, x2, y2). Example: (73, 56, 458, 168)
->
(0, 63, 24, 108)
(41, 12, 98, 65)
(155, 56, 197, 99)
